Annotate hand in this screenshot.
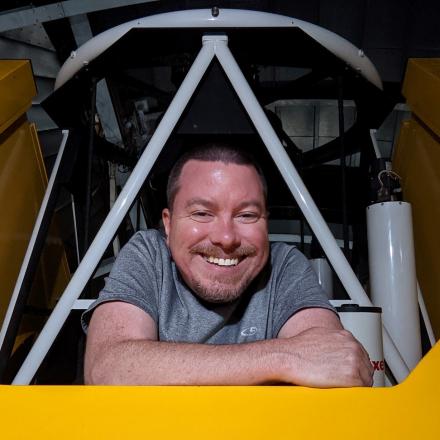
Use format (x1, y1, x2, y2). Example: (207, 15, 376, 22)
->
(277, 327, 374, 388)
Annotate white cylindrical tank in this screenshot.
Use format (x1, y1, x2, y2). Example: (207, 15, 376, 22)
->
(367, 201, 421, 370)
(310, 257, 334, 299)
(337, 304, 385, 387)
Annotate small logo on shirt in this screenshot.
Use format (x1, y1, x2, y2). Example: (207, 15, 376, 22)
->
(241, 326, 258, 336)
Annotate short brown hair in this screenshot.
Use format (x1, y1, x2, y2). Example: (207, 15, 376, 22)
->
(166, 143, 267, 210)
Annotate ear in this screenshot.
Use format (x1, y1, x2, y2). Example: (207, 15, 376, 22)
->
(162, 208, 171, 244)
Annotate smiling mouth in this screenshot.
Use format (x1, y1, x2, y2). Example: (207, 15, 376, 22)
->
(203, 255, 239, 267)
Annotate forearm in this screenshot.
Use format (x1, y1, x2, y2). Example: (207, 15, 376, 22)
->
(85, 338, 285, 385)
(84, 305, 373, 387)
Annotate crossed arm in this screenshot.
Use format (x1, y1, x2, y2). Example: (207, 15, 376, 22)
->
(84, 302, 373, 387)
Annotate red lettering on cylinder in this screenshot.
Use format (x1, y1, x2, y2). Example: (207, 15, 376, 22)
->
(371, 360, 385, 371)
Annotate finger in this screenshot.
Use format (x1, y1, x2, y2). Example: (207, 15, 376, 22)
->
(363, 353, 374, 376)
(343, 331, 372, 365)
(359, 361, 374, 386)
(352, 345, 374, 386)
(356, 339, 372, 364)
(353, 341, 374, 378)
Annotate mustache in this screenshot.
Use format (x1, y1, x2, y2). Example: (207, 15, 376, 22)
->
(190, 243, 257, 259)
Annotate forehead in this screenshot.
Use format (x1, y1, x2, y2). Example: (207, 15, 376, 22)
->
(175, 159, 265, 204)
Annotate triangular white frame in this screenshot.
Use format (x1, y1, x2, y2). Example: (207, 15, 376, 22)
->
(14, 34, 408, 384)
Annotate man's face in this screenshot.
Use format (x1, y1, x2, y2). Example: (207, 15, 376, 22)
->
(162, 160, 269, 303)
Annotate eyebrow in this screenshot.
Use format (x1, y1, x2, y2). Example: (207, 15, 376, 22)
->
(184, 198, 216, 210)
(184, 198, 265, 211)
(235, 200, 266, 211)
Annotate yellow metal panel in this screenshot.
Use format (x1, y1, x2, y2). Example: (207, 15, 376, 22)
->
(393, 119, 440, 339)
(27, 123, 71, 310)
(0, 60, 36, 135)
(403, 58, 440, 138)
(0, 118, 70, 329)
(0, 59, 70, 350)
(0, 118, 46, 324)
(0, 343, 439, 439)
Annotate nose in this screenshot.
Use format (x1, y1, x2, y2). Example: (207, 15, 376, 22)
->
(209, 217, 240, 251)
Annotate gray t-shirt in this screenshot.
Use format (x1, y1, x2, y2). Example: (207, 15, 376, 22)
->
(82, 229, 334, 343)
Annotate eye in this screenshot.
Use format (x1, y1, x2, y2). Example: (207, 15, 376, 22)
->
(236, 212, 260, 224)
(190, 211, 214, 223)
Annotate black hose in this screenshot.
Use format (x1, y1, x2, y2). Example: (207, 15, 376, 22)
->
(338, 75, 350, 258)
(82, 79, 97, 256)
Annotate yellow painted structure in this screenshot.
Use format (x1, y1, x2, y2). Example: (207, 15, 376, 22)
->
(1, 60, 439, 439)
(394, 58, 440, 338)
(0, 343, 438, 438)
(402, 58, 440, 138)
(0, 60, 70, 349)
(0, 60, 37, 134)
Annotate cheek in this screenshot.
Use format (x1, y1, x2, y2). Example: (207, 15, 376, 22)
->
(239, 224, 268, 245)
(172, 220, 207, 244)
(185, 222, 208, 239)
(248, 227, 269, 262)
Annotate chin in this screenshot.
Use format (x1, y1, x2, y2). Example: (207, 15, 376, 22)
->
(191, 279, 251, 304)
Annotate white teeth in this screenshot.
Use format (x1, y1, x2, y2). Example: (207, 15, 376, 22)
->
(205, 256, 238, 266)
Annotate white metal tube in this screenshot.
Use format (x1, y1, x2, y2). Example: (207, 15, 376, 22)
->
(55, 9, 382, 90)
(367, 201, 422, 370)
(310, 258, 334, 299)
(13, 43, 215, 384)
(215, 40, 409, 382)
(369, 129, 382, 160)
(0, 130, 70, 349)
(385, 375, 393, 387)
(109, 162, 121, 256)
(70, 194, 81, 266)
(417, 282, 436, 347)
(337, 306, 385, 387)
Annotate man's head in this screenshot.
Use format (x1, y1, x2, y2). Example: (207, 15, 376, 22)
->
(162, 143, 269, 304)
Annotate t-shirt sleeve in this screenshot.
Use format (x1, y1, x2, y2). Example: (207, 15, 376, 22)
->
(81, 231, 162, 332)
(271, 244, 336, 336)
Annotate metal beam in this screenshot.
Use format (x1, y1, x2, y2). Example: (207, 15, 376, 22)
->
(69, 14, 123, 145)
(0, 37, 60, 78)
(0, 0, 159, 32)
(13, 38, 215, 384)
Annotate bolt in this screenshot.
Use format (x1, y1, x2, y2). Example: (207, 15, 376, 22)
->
(211, 6, 219, 17)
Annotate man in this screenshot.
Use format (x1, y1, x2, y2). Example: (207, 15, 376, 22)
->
(83, 143, 373, 386)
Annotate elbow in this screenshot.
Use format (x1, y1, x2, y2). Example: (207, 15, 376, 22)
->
(84, 367, 98, 385)
(84, 350, 138, 385)
(84, 349, 117, 385)
(84, 358, 106, 385)
(84, 360, 121, 385)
